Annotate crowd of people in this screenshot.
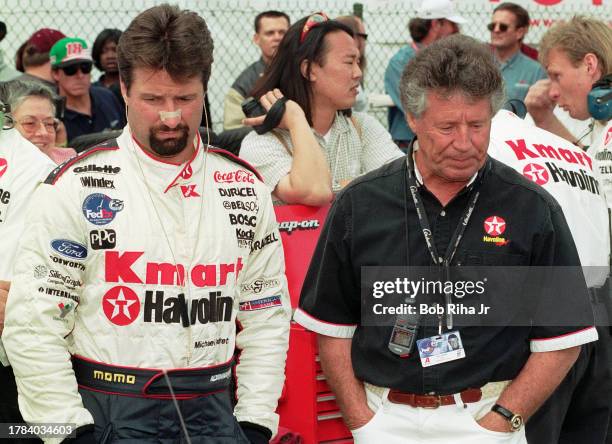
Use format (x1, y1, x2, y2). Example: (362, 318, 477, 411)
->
(0, 0, 610, 443)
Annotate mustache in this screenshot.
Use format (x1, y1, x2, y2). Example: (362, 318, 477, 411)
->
(153, 123, 189, 132)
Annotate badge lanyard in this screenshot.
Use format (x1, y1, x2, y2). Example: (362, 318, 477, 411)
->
(406, 146, 485, 332)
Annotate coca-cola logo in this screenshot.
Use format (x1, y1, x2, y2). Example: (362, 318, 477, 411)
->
(214, 170, 255, 184)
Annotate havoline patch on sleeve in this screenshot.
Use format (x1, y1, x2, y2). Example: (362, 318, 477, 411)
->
(239, 295, 282, 311)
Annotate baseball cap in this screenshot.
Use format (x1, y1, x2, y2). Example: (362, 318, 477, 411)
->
(27, 28, 66, 54)
(415, 0, 467, 24)
(50, 37, 93, 68)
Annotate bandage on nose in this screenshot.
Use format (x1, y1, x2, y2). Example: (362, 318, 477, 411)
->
(159, 109, 182, 122)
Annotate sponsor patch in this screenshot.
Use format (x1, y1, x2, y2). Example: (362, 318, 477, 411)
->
(73, 164, 120, 174)
(522, 163, 549, 185)
(483, 216, 509, 246)
(222, 200, 258, 212)
(82, 193, 123, 225)
(49, 254, 86, 271)
(239, 295, 282, 311)
(218, 187, 256, 198)
(102, 286, 141, 326)
(214, 170, 255, 184)
(278, 219, 320, 234)
(80, 176, 115, 189)
(180, 184, 200, 198)
(250, 232, 279, 252)
(229, 213, 256, 227)
(50, 239, 88, 260)
(240, 278, 280, 294)
(90, 229, 116, 250)
(57, 302, 74, 318)
(33, 265, 48, 279)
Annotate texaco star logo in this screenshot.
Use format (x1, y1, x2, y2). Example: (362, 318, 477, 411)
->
(102, 286, 140, 326)
(522, 163, 549, 185)
(484, 216, 506, 236)
(0, 158, 7, 179)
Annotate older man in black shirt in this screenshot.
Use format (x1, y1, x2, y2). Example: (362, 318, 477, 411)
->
(295, 35, 598, 443)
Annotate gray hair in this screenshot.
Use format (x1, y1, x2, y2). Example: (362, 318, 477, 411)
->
(2, 79, 56, 115)
(400, 34, 504, 118)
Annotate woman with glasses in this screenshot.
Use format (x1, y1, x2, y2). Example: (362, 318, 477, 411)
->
(4, 79, 76, 164)
(240, 12, 402, 206)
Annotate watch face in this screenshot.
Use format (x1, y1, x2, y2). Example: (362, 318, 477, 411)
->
(510, 415, 524, 431)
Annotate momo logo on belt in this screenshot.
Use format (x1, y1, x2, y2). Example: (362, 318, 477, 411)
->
(82, 193, 124, 225)
(93, 369, 136, 384)
(73, 164, 120, 174)
(51, 239, 88, 260)
(104, 251, 243, 287)
(214, 170, 254, 184)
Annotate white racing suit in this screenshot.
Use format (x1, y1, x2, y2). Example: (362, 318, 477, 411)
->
(3, 127, 291, 443)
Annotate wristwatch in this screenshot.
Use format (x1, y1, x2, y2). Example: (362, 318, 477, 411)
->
(491, 403, 524, 432)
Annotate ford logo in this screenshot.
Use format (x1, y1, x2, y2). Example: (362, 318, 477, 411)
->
(50, 239, 88, 260)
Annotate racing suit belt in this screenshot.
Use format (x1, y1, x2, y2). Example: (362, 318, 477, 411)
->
(72, 355, 234, 399)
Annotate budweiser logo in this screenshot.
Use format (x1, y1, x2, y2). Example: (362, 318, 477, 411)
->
(214, 170, 255, 184)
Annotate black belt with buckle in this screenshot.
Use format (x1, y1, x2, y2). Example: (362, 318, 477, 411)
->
(72, 355, 233, 399)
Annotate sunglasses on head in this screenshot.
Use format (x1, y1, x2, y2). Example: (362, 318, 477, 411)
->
(300, 12, 329, 43)
(61, 62, 93, 76)
(487, 22, 510, 32)
(356, 32, 368, 40)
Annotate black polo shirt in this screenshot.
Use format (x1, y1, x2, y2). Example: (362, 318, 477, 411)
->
(63, 86, 126, 143)
(295, 154, 596, 395)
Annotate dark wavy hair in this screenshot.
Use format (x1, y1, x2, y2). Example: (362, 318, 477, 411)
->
(251, 14, 354, 126)
(92, 28, 122, 71)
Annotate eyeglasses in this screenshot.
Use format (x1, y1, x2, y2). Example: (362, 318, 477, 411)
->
(61, 62, 93, 76)
(356, 32, 368, 40)
(17, 117, 59, 133)
(487, 22, 510, 32)
(300, 12, 329, 43)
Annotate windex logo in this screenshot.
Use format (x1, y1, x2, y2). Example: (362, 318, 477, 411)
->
(504, 139, 593, 170)
(278, 219, 320, 234)
(214, 170, 255, 184)
(104, 251, 243, 287)
(73, 164, 121, 174)
(80, 176, 115, 189)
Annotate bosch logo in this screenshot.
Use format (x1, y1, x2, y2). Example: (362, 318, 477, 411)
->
(214, 170, 255, 184)
(522, 163, 549, 185)
(50, 239, 88, 260)
(229, 213, 257, 227)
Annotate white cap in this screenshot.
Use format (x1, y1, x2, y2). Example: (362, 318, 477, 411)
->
(415, 0, 467, 24)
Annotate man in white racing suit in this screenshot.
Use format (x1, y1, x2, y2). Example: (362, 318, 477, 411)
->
(0, 103, 55, 441)
(3, 5, 290, 444)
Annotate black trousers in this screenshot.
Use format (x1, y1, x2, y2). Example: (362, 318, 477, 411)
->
(80, 387, 251, 444)
(526, 326, 612, 444)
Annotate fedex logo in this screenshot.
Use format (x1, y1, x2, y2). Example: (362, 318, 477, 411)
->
(104, 251, 243, 287)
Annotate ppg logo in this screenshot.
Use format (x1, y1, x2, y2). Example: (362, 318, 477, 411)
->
(90, 229, 117, 250)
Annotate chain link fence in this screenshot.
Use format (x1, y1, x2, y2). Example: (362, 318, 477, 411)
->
(1, 0, 608, 132)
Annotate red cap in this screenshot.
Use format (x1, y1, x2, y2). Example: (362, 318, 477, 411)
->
(27, 28, 66, 53)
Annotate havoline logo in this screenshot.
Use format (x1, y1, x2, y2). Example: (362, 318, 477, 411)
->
(144, 290, 233, 326)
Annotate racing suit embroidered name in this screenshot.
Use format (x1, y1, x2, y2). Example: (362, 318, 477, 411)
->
(105, 251, 244, 287)
(144, 290, 233, 326)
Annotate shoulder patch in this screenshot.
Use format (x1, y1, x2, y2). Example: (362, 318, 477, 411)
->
(45, 139, 119, 185)
(208, 146, 263, 182)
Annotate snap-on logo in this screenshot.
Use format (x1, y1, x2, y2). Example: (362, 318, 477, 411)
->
(278, 219, 320, 234)
(214, 170, 255, 184)
(50, 239, 88, 260)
